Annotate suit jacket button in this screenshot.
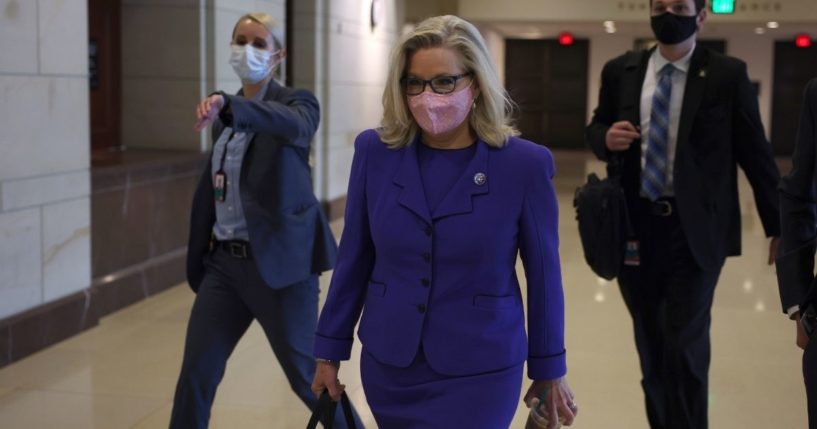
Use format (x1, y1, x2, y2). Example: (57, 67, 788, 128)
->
(421, 278, 430, 287)
(418, 304, 426, 314)
(422, 253, 431, 262)
(424, 227, 432, 236)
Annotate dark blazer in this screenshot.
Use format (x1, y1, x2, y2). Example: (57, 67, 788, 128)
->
(186, 81, 337, 291)
(314, 130, 567, 380)
(776, 78, 817, 313)
(586, 46, 780, 271)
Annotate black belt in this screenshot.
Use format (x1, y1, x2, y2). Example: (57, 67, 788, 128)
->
(645, 198, 675, 217)
(217, 240, 252, 259)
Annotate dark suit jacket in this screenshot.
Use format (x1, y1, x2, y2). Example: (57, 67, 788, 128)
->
(186, 81, 337, 291)
(314, 130, 566, 380)
(776, 78, 817, 313)
(586, 46, 780, 272)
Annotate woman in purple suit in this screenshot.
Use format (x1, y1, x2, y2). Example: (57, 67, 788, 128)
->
(311, 15, 577, 428)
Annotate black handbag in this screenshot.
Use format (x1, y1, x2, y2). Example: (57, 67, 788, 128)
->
(306, 390, 357, 429)
(573, 156, 632, 280)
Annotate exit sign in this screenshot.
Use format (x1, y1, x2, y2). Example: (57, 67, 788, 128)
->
(712, 0, 736, 14)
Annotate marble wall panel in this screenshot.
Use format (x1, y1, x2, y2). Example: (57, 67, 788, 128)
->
(1, 171, 90, 212)
(42, 198, 91, 302)
(0, 209, 43, 320)
(39, 0, 88, 75)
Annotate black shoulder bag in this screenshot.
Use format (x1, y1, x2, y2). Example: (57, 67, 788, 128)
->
(574, 51, 641, 280)
(573, 155, 632, 280)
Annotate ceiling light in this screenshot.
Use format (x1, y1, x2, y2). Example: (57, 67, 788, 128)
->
(767, 21, 779, 29)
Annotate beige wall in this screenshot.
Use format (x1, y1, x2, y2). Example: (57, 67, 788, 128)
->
(293, 0, 405, 202)
(121, 0, 202, 150)
(0, 0, 91, 319)
(478, 25, 506, 87)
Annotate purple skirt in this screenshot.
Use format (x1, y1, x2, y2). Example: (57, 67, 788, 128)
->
(361, 347, 524, 429)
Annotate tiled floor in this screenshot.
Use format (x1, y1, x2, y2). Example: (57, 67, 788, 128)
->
(0, 151, 807, 428)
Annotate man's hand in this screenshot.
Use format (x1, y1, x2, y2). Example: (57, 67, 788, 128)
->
(605, 121, 641, 152)
(768, 236, 780, 265)
(796, 312, 810, 350)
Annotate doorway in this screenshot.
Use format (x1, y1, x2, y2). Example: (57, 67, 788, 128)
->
(88, 0, 122, 154)
(771, 40, 817, 156)
(505, 39, 589, 149)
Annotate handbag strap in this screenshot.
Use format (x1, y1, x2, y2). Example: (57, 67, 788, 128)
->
(615, 50, 646, 239)
(609, 50, 648, 180)
(306, 390, 357, 429)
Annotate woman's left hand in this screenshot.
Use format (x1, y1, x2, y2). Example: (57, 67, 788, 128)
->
(193, 94, 225, 132)
(524, 377, 577, 428)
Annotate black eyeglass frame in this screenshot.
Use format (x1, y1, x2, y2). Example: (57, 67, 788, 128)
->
(400, 73, 473, 95)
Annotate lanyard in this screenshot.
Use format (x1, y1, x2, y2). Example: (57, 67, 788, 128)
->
(217, 129, 237, 172)
(214, 129, 236, 202)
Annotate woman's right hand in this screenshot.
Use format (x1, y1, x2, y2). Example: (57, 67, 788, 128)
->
(605, 121, 640, 152)
(311, 360, 345, 402)
(193, 94, 225, 132)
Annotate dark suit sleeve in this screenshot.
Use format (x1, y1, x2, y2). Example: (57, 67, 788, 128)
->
(219, 88, 320, 147)
(776, 79, 817, 314)
(519, 147, 567, 380)
(586, 60, 619, 161)
(313, 132, 375, 361)
(731, 62, 781, 238)
(186, 156, 216, 292)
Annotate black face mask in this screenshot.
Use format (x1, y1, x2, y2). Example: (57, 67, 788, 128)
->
(651, 12, 699, 45)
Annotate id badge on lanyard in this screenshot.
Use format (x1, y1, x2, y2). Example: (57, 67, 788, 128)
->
(214, 170, 227, 202)
(213, 127, 234, 203)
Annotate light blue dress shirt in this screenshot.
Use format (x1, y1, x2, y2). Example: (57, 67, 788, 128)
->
(211, 83, 268, 241)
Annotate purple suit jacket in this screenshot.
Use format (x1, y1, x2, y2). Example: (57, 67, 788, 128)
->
(314, 129, 567, 380)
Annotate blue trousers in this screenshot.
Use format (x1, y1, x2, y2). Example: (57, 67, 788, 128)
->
(169, 246, 364, 428)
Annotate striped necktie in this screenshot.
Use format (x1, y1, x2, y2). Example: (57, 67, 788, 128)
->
(641, 64, 675, 201)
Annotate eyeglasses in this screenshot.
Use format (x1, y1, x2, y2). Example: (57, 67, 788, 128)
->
(401, 73, 472, 95)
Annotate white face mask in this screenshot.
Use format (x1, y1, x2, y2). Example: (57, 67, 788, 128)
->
(229, 44, 279, 84)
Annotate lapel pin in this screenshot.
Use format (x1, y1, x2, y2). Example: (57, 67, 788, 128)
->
(474, 172, 487, 186)
(699, 69, 707, 78)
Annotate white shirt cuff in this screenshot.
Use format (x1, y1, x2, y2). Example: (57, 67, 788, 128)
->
(788, 305, 801, 319)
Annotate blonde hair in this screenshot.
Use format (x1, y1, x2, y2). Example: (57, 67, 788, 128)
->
(232, 13, 284, 51)
(379, 15, 518, 148)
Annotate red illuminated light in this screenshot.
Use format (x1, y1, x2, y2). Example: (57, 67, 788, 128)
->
(796, 34, 812, 48)
(558, 32, 574, 46)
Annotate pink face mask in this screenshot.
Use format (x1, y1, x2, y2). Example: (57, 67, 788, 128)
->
(408, 85, 474, 136)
